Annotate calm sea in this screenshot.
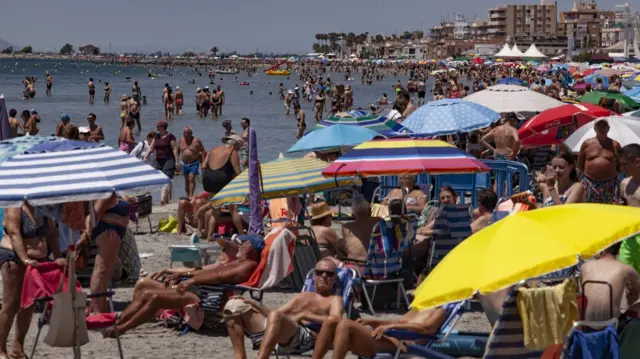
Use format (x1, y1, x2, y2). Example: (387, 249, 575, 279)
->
(0, 58, 430, 198)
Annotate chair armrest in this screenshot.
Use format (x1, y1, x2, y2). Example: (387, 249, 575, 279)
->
(384, 329, 437, 341)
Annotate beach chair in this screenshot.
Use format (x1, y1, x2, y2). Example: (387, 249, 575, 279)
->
(426, 204, 472, 274)
(130, 193, 153, 234)
(562, 319, 619, 358)
(272, 267, 360, 358)
(281, 226, 322, 291)
(28, 263, 124, 359)
(374, 301, 489, 359)
(345, 216, 412, 315)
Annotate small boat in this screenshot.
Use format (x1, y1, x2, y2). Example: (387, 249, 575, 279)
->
(240, 82, 250, 86)
(215, 69, 239, 75)
(265, 70, 291, 76)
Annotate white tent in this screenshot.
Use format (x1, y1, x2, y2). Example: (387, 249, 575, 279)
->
(511, 44, 524, 57)
(495, 44, 514, 58)
(523, 44, 547, 58)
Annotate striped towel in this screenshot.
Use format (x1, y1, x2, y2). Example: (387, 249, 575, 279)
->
(366, 218, 409, 279)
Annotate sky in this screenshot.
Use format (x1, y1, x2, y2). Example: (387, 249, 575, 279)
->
(0, 0, 630, 54)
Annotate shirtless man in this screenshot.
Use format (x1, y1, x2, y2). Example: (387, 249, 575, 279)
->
(470, 188, 498, 234)
(580, 243, 640, 320)
(128, 96, 141, 133)
(310, 302, 456, 359)
(103, 82, 111, 104)
(102, 237, 262, 338)
(577, 119, 621, 204)
(45, 71, 53, 97)
(216, 85, 225, 116)
(223, 120, 238, 137)
(120, 95, 128, 127)
(480, 115, 521, 161)
(198, 88, 207, 117)
(397, 91, 415, 119)
(224, 259, 343, 359)
(175, 86, 184, 115)
(178, 127, 206, 199)
(416, 78, 426, 105)
(177, 192, 210, 235)
(22, 110, 38, 136)
(55, 113, 70, 137)
(294, 106, 306, 139)
(240, 118, 250, 169)
(7, 109, 22, 138)
(88, 78, 95, 104)
(309, 202, 339, 258)
(86, 113, 104, 142)
(338, 198, 380, 272)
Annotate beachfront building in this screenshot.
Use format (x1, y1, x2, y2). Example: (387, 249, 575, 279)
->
(559, 1, 615, 49)
(488, 1, 558, 39)
(79, 44, 99, 55)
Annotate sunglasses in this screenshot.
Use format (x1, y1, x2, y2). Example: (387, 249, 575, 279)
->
(314, 269, 336, 278)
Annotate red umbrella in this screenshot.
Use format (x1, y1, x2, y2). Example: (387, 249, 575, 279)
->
(472, 57, 484, 65)
(518, 103, 615, 148)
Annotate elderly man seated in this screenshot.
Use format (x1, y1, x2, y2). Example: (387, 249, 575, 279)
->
(223, 258, 343, 359)
(102, 236, 264, 337)
(336, 196, 380, 269)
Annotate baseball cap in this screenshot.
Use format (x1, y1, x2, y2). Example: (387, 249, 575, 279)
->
(61, 114, 71, 121)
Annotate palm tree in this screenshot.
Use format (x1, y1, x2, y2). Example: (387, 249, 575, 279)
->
(210, 46, 219, 56)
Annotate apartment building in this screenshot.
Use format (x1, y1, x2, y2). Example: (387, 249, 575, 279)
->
(559, 1, 615, 48)
(489, 1, 558, 38)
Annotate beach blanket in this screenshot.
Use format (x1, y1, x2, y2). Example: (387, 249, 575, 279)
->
(241, 228, 295, 289)
(21, 262, 83, 309)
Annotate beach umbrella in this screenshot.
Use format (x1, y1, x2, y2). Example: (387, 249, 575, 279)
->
(564, 116, 640, 152)
(464, 85, 564, 113)
(334, 110, 368, 118)
(623, 87, 640, 102)
(0, 95, 12, 141)
(0, 137, 170, 207)
(315, 114, 409, 137)
(596, 68, 623, 77)
(625, 109, 640, 118)
(401, 99, 500, 136)
(584, 74, 610, 88)
(496, 77, 525, 86)
(247, 127, 262, 235)
(623, 80, 640, 90)
(321, 138, 489, 178)
(518, 103, 614, 148)
(211, 156, 359, 206)
(288, 125, 380, 153)
(411, 204, 640, 311)
(578, 90, 640, 112)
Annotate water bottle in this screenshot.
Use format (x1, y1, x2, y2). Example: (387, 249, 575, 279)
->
(191, 233, 200, 244)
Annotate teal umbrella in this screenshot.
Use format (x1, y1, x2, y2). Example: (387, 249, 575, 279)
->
(287, 124, 380, 153)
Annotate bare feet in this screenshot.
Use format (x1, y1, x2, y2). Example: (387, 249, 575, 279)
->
(102, 327, 119, 338)
(8, 351, 29, 359)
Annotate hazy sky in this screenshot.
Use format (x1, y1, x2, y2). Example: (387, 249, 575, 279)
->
(0, 0, 628, 54)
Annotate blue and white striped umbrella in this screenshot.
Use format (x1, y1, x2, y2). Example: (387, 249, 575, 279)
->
(0, 138, 170, 207)
(402, 99, 500, 136)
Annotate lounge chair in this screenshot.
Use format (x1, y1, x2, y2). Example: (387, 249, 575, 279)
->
(272, 267, 360, 358)
(562, 318, 619, 358)
(425, 204, 472, 274)
(345, 216, 412, 315)
(374, 301, 489, 359)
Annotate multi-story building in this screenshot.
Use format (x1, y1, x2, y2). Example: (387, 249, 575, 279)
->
(454, 14, 473, 39)
(559, 1, 615, 49)
(489, 1, 558, 39)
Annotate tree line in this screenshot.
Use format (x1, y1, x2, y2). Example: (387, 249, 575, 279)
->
(312, 31, 425, 54)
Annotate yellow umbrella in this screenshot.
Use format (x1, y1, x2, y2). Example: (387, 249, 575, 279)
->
(412, 204, 640, 311)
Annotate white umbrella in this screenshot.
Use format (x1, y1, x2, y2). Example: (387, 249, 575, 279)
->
(564, 116, 640, 152)
(464, 85, 564, 113)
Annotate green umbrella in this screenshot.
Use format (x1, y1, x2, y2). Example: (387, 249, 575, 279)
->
(578, 90, 640, 112)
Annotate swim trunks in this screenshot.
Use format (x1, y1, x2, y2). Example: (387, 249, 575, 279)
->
(418, 91, 426, 99)
(581, 175, 619, 204)
(494, 153, 509, 161)
(181, 161, 200, 175)
(275, 325, 316, 354)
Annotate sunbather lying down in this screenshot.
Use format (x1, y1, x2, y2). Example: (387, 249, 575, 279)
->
(223, 258, 343, 359)
(102, 236, 264, 338)
(311, 302, 458, 359)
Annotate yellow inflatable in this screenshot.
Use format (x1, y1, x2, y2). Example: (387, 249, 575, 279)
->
(264, 70, 291, 76)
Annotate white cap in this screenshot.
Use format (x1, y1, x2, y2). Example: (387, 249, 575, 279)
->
(78, 127, 90, 134)
(176, 85, 180, 89)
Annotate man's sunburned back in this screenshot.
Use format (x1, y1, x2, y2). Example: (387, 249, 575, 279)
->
(493, 124, 518, 155)
(341, 217, 380, 260)
(582, 138, 619, 180)
(581, 258, 638, 320)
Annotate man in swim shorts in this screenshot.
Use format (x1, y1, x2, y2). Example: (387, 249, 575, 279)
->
(88, 77, 95, 104)
(577, 118, 621, 204)
(178, 126, 206, 199)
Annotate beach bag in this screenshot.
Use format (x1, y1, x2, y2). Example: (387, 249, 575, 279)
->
(44, 248, 89, 348)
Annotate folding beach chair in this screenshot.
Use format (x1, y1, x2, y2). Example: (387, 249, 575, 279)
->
(346, 216, 412, 315)
(426, 204, 472, 273)
(370, 301, 481, 359)
(273, 267, 360, 358)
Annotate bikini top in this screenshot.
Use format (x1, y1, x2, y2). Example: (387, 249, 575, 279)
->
(106, 200, 130, 217)
(3, 208, 49, 238)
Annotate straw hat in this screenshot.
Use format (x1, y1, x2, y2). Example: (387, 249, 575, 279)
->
(310, 202, 332, 220)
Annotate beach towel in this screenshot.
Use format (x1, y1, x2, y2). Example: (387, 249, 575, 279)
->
(157, 303, 204, 331)
(517, 279, 579, 350)
(241, 228, 295, 289)
(268, 197, 302, 229)
(366, 218, 408, 279)
(377, 219, 402, 259)
(21, 262, 83, 309)
(566, 325, 619, 359)
(489, 192, 537, 224)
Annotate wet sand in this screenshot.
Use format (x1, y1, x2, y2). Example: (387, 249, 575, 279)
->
(0, 203, 490, 358)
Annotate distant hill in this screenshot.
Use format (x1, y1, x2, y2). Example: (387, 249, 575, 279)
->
(0, 37, 17, 51)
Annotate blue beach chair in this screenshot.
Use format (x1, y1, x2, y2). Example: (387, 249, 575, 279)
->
(426, 204, 472, 273)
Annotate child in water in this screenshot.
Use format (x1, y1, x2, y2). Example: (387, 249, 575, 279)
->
(142, 96, 148, 105)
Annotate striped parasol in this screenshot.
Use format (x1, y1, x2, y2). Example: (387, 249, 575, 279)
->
(0, 137, 170, 207)
(315, 114, 409, 136)
(211, 155, 360, 206)
(322, 139, 489, 178)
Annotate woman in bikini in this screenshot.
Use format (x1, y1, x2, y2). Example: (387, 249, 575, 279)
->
(383, 175, 427, 215)
(0, 203, 62, 359)
(118, 117, 137, 154)
(164, 88, 174, 120)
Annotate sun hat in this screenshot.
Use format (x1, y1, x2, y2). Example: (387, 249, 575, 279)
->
(222, 298, 258, 319)
(310, 201, 332, 220)
(222, 134, 243, 144)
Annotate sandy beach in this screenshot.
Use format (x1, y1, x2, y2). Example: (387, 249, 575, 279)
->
(0, 202, 491, 359)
